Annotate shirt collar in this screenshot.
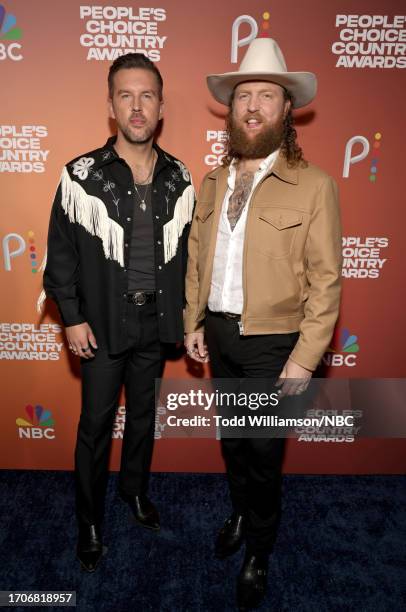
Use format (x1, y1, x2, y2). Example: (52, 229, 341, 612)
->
(95, 136, 119, 168)
(95, 135, 172, 173)
(227, 149, 280, 189)
(258, 149, 279, 172)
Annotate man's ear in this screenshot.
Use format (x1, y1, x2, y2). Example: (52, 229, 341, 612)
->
(108, 97, 115, 120)
(159, 99, 164, 119)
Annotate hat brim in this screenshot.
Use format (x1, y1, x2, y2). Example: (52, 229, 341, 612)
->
(207, 71, 317, 109)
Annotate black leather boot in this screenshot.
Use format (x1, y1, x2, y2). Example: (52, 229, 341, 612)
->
(122, 493, 160, 531)
(237, 551, 268, 610)
(77, 523, 104, 573)
(215, 512, 244, 559)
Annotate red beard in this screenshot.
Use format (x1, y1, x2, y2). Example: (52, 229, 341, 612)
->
(226, 112, 285, 160)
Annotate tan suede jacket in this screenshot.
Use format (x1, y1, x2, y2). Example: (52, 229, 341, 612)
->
(184, 153, 342, 371)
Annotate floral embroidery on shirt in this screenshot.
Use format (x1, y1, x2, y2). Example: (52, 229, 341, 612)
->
(71, 157, 95, 180)
(164, 179, 176, 193)
(163, 169, 183, 214)
(173, 159, 190, 182)
(164, 178, 177, 214)
(89, 169, 120, 217)
(91, 169, 103, 181)
(72, 162, 120, 217)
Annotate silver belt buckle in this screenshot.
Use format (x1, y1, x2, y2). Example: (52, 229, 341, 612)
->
(133, 291, 146, 305)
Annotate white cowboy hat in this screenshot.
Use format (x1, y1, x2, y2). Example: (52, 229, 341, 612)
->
(207, 37, 317, 109)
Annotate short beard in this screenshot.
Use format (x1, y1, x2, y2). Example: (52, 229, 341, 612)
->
(120, 124, 155, 145)
(226, 113, 284, 160)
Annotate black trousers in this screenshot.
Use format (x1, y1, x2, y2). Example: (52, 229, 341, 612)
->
(75, 301, 163, 525)
(205, 310, 299, 555)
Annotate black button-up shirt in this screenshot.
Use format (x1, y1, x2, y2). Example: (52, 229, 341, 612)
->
(43, 137, 195, 350)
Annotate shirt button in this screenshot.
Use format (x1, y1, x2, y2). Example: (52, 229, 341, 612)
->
(158, 265, 162, 270)
(123, 293, 127, 298)
(127, 190, 132, 195)
(160, 312, 164, 317)
(159, 289, 163, 294)
(125, 243, 129, 248)
(153, 189, 157, 194)
(155, 215, 159, 219)
(157, 240, 161, 245)
(126, 217, 131, 222)
(124, 269, 127, 273)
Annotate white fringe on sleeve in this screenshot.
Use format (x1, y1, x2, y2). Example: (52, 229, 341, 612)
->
(60, 167, 124, 267)
(163, 184, 194, 264)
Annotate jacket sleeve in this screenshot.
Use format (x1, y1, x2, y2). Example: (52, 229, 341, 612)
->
(181, 183, 196, 308)
(184, 178, 207, 334)
(289, 175, 342, 371)
(43, 174, 86, 327)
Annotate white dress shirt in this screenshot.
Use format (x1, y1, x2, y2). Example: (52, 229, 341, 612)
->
(208, 150, 279, 314)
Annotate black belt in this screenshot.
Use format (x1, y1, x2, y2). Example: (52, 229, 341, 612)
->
(127, 291, 156, 305)
(208, 309, 241, 321)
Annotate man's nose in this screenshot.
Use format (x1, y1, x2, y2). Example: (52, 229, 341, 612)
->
(132, 96, 142, 112)
(247, 95, 260, 112)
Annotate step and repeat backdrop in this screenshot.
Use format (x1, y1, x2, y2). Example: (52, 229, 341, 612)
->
(1, 0, 405, 473)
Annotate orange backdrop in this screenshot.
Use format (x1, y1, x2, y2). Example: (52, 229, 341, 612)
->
(1, 0, 405, 473)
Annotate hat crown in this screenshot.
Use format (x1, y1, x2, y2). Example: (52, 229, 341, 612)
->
(238, 38, 288, 74)
(206, 36, 317, 109)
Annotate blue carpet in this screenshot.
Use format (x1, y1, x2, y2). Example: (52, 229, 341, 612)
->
(0, 472, 405, 611)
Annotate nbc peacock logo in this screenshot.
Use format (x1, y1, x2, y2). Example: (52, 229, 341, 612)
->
(16, 404, 56, 439)
(322, 328, 359, 368)
(0, 5, 23, 61)
(0, 5, 21, 39)
(339, 329, 359, 354)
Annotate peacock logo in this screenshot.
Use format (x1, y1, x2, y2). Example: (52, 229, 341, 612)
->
(0, 5, 22, 40)
(323, 328, 359, 368)
(338, 329, 359, 353)
(16, 404, 56, 439)
(0, 5, 23, 61)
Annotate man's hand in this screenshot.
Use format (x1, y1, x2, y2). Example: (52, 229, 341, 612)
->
(275, 358, 312, 398)
(184, 332, 209, 363)
(66, 322, 98, 359)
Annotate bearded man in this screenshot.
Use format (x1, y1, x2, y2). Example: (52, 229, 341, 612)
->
(184, 38, 342, 609)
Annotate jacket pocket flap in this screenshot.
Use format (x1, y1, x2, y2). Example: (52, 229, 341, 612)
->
(196, 204, 215, 222)
(259, 210, 302, 230)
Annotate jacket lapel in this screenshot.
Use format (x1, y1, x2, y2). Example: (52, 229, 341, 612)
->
(199, 167, 229, 310)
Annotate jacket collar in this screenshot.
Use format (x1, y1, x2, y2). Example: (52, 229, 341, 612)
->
(270, 152, 298, 184)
